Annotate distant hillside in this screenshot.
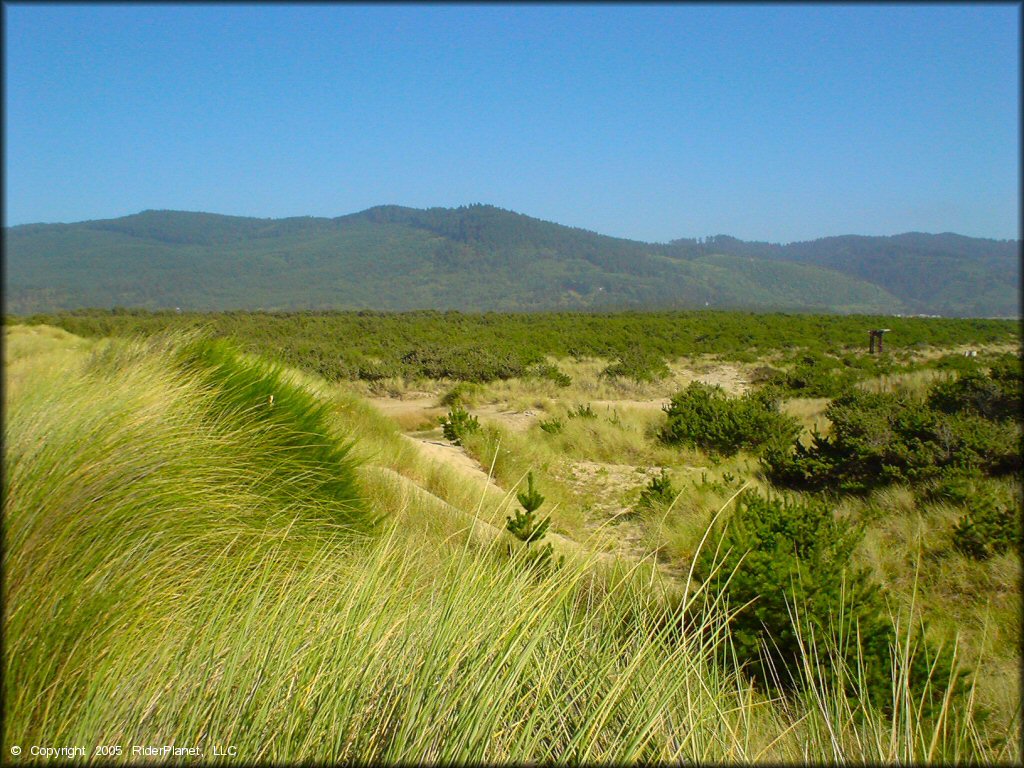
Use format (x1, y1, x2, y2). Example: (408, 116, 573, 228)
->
(4, 205, 1018, 316)
(668, 232, 1020, 317)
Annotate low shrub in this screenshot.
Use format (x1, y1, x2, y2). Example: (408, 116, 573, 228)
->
(918, 469, 982, 506)
(767, 353, 859, 398)
(763, 388, 1022, 493)
(539, 418, 563, 435)
(989, 352, 1024, 386)
(528, 362, 572, 387)
(567, 403, 597, 420)
(440, 403, 480, 445)
(690, 469, 744, 495)
(400, 345, 535, 382)
(951, 487, 1022, 560)
(660, 383, 800, 457)
(440, 381, 483, 407)
(355, 358, 403, 382)
(748, 365, 784, 385)
(695, 491, 888, 693)
(637, 469, 676, 511)
(694, 491, 968, 712)
(600, 347, 670, 383)
(838, 351, 896, 374)
(932, 353, 983, 375)
(927, 355, 1022, 421)
(507, 472, 559, 569)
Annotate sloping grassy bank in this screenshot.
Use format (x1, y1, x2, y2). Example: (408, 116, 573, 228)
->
(3, 326, 1012, 763)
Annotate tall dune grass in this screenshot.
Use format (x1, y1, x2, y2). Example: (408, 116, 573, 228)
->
(3, 327, 1015, 763)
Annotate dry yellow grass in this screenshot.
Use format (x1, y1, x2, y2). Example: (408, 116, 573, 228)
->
(781, 396, 832, 438)
(858, 368, 955, 397)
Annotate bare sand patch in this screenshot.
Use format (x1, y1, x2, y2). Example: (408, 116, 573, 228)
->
(400, 434, 503, 491)
(474, 403, 539, 432)
(367, 393, 438, 414)
(367, 394, 446, 431)
(588, 398, 669, 412)
(552, 460, 691, 579)
(679, 363, 750, 395)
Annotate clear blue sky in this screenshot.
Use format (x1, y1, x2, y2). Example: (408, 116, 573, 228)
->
(4, 3, 1019, 242)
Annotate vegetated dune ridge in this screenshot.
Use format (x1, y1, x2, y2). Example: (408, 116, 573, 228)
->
(4, 324, 1019, 763)
(363, 359, 752, 575)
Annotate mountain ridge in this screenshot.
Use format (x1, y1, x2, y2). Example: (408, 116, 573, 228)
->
(5, 204, 1019, 317)
(11, 204, 1015, 247)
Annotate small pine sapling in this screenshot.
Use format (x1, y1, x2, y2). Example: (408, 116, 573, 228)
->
(506, 472, 561, 569)
(539, 417, 563, 434)
(440, 403, 480, 445)
(638, 468, 676, 510)
(508, 472, 549, 544)
(568, 403, 597, 420)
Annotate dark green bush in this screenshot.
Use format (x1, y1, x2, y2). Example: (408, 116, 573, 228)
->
(355, 358, 403, 382)
(768, 353, 859, 398)
(690, 469, 744, 495)
(528, 362, 572, 387)
(507, 472, 548, 543)
(763, 388, 1022, 493)
(839, 351, 897, 375)
(749, 365, 784, 385)
(30, 309, 1019, 389)
(918, 469, 983, 506)
(600, 347, 670, 383)
(440, 381, 483, 407)
(567, 403, 597, 419)
(660, 383, 800, 457)
(440, 403, 480, 445)
(932, 353, 983, 374)
(927, 355, 1022, 421)
(310, 356, 351, 382)
(951, 488, 1022, 560)
(400, 345, 534, 382)
(695, 491, 890, 694)
(989, 352, 1024, 385)
(539, 418, 563, 435)
(507, 472, 560, 569)
(695, 491, 967, 711)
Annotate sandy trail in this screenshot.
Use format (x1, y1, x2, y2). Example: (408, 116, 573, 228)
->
(366, 393, 439, 417)
(399, 433, 506, 493)
(367, 394, 446, 432)
(363, 395, 504, 492)
(366, 392, 436, 410)
(588, 398, 669, 412)
(365, 394, 689, 582)
(474, 403, 538, 432)
(555, 460, 691, 581)
(365, 466, 684, 597)
(675, 363, 750, 396)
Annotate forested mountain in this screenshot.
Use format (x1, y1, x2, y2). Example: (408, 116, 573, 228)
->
(669, 232, 1020, 317)
(4, 205, 1018, 316)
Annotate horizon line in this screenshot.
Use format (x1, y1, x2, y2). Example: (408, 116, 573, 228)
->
(4, 204, 1019, 247)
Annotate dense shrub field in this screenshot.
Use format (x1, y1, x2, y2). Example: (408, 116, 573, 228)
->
(11, 308, 1018, 384)
(762, 356, 1022, 493)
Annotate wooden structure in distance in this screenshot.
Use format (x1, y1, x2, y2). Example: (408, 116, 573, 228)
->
(868, 328, 891, 354)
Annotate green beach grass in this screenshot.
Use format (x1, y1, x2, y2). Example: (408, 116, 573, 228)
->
(3, 325, 1016, 763)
